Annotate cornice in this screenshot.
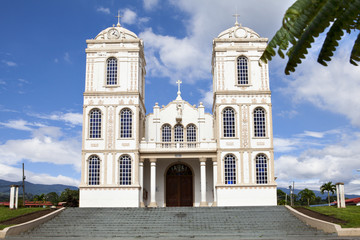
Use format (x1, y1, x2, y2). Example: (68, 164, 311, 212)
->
(86, 39, 142, 44)
(213, 38, 268, 43)
(214, 90, 271, 95)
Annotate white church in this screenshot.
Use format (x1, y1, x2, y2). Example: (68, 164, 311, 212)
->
(79, 18, 277, 207)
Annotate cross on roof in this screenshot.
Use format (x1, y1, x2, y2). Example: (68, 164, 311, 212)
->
(176, 80, 182, 92)
(233, 10, 240, 26)
(115, 10, 122, 27)
(176, 80, 182, 100)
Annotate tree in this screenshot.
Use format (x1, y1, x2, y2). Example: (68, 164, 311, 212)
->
(299, 188, 316, 206)
(46, 192, 59, 206)
(33, 193, 46, 202)
(320, 181, 336, 206)
(59, 188, 79, 207)
(260, 0, 360, 74)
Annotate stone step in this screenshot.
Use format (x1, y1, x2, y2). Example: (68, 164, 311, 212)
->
(8, 206, 340, 239)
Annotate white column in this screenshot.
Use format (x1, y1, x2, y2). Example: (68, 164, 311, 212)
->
(200, 158, 208, 207)
(212, 159, 218, 206)
(336, 184, 340, 208)
(15, 186, 19, 209)
(9, 185, 15, 209)
(336, 182, 346, 208)
(139, 159, 145, 207)
(149, 158, 157, 207)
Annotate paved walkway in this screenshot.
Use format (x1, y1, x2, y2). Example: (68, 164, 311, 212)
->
(7, 206, 360, 239)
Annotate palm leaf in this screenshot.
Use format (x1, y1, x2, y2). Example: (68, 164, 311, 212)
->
(285, 0, 342, 74)
(350, 32, 360, 65)
(318, 0, 360, 65)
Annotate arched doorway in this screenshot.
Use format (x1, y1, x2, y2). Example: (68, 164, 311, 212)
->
(166, 163, 193, 207)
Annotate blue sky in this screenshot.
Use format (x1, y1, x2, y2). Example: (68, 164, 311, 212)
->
(1, 0, 360, 194)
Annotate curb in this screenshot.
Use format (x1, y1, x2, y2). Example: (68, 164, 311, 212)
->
(285, 205, 360, 237)
(0, 207, 65, 238)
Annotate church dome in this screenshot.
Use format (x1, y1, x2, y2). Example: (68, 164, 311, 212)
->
(94, 24, 138, 40)
(217, 24, 260, 39)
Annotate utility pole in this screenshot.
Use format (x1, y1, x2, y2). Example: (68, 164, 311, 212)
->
(22, 163, 26, 207)
(292, 181, 295, 206)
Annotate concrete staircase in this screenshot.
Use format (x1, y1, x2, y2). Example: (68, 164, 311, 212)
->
(9, 206, 341, 239)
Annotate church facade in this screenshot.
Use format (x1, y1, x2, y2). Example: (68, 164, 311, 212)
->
(79, 21, 277, 207)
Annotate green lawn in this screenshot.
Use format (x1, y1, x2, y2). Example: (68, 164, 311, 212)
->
(307, 206, 360, 228)
(0, 207, 46, 230)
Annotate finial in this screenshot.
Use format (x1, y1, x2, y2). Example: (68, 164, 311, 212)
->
(233, 8, 240, 26)
(176, 79, 182, 100)
(115, 10, 122, 27)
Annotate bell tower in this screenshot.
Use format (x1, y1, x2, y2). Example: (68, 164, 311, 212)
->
(79, 21, 146, 207)
(212, 20, 277, 206)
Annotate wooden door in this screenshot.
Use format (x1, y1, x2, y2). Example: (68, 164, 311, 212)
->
(166, 164, 193, 207)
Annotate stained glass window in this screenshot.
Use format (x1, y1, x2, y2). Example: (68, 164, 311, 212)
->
(88, 155, 100, 185)
(224, 154, 236, 184)
(187, 124, 196, 147)
(256, 154, 268, 184)
(223, 108, 235, 137)
(162, 124, 171, 148)
(254, 107, 266, 137)
(119, 155, 131, 185)
(89, 109, 101, 138)
(120, 108, 132, 138)
(174, 124, 184, 142)
(167, 164, 192, 176)
(237, 56, 248, 85)
(106, 57, 117, 85)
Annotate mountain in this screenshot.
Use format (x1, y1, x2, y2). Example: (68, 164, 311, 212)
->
(0, 179, 78, 196)
(278, 187, 360, 199)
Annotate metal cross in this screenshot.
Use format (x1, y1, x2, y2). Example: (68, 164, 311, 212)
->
(115, 10, 122, 26)
(233, 11, 240, 26)
(176, 80, 182, 93)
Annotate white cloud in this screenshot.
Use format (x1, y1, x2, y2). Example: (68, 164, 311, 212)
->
(64, 52, 71, 63)
(96, 7, 110, 14)
(274, 137, 300, 153)
(32, 112, 82, 126)
(275, 132, 360, 195)
(54, 58, 59, 63)
(122, 9, 137, 25)
(2, 60, 17, 67)
(0, 134, 81, 170)
(0, 119, 37, 131)
(143, 0, 159, 11)
(277, 110, 298, 119)
(0, 79, 6, 85)
(198, 87, 213, 109)
(0, 163, 79, 186)
(280, 43, 360, 127)
(139, 0, 293, 84)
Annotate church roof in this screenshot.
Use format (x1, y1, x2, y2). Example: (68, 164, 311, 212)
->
(217, 24, 260, 39)
(94, 25, 138, 40)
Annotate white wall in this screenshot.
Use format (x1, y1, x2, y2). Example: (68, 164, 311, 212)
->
(80, 188, 140, 207)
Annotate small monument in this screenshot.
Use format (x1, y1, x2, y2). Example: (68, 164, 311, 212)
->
(9, 185, 19, 209)
(335, 182, 346, 208)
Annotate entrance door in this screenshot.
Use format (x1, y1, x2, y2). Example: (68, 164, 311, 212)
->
(166, 164, 193, 207)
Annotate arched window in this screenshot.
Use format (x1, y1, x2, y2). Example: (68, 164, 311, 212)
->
(223, 108, 235, 138)
(224, 154, 236, 184)
(119, 155, 131, 185)
(254, 107, 266, 137)
(88, 155, 100, 185)
(162, 124, 171, 142)
(256, 154, 268, 184)
(106, 57, 117, 85)
(187, 124, 196, 148)
(174, 124, 184, 142)
(237, 56, 248, 85)
(120, 108, 132, 138)
(89, 109, 101, 138)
